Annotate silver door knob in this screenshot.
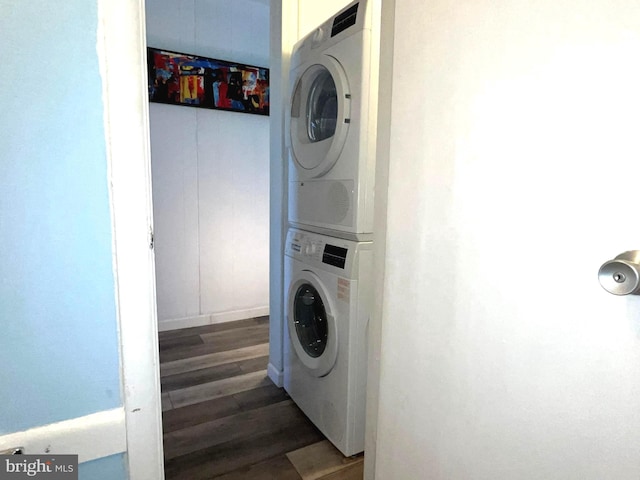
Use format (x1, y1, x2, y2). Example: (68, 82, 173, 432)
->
(598, 251, 640, 295)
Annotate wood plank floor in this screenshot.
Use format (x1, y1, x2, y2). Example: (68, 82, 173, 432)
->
(159, 316, 363, 480)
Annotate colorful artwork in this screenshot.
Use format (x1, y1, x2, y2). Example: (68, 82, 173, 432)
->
(147, 47, 269, 116)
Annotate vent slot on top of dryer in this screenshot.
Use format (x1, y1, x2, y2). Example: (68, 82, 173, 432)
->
(322, 244, 348, 269)
(331, 3, 359, 37)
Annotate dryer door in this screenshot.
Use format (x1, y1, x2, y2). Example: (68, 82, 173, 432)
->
(289, 57, 351, 180)
(287, 270, 338, 377)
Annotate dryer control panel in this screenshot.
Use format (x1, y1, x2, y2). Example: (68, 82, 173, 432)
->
(289, 0, 371, 68)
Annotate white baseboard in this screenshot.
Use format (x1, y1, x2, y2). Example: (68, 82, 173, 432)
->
(158, 306, 270, 332)
(0, 408, 126, 463)
(267, 362, 284, 388)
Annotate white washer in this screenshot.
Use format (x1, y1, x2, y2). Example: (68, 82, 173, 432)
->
(286, 0, 379, 240)
(283, 228, 372, 456)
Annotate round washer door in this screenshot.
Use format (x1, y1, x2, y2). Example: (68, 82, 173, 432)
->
(287, 270, 338, 377)
(289, 57, 350, 179)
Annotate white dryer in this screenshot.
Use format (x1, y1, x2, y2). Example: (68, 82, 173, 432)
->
(287, 0, 379, 240)
(283, 228, 372, 456)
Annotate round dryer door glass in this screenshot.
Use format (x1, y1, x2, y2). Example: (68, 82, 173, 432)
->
(289, 58, 350, 178)
(293, 283, 328, 358)
(306, 69, 338, 143)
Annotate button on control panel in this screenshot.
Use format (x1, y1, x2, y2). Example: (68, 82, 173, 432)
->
(302, 238, 323, 262)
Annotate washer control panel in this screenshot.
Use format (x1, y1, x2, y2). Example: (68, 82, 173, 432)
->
(286, 229, 351, 270)
(286, 228, 372, 279)
(287, 229, 326, 264)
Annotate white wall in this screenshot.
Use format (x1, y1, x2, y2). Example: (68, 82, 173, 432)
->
(373, 0, 640, 478)
(146, 0, 270, 329)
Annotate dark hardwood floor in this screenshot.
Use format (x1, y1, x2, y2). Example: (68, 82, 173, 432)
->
(159, 316, 363, 480)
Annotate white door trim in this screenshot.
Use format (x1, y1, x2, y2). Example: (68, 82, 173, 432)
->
(268, 0, 299, 389)
(98, 0, 164, 478)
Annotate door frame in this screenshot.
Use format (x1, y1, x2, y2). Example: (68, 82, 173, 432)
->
(98, 0, 164, 478)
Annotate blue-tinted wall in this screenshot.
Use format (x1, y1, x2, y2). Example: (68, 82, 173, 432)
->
(78, 454, 127, 480)
(0, 0, 122, 437)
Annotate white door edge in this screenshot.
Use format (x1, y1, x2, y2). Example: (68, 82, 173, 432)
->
(98, 0, 164, 478)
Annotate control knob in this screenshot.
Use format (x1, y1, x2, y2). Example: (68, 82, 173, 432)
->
(305, 243, 317, 256)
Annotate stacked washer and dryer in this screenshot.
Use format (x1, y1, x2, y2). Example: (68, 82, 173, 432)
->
(283, 0, 379, 457)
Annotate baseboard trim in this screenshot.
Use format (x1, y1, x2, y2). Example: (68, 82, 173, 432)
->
(158, 306, 270, 332)
(0, 408, 126, 463)
(267, 362, 284, 388)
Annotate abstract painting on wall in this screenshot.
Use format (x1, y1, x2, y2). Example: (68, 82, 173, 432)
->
(147, 47, 269, 116)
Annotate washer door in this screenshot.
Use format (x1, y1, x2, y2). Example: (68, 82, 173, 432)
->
(287, 270, 338, 377)
(289, 57, 350, 179)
